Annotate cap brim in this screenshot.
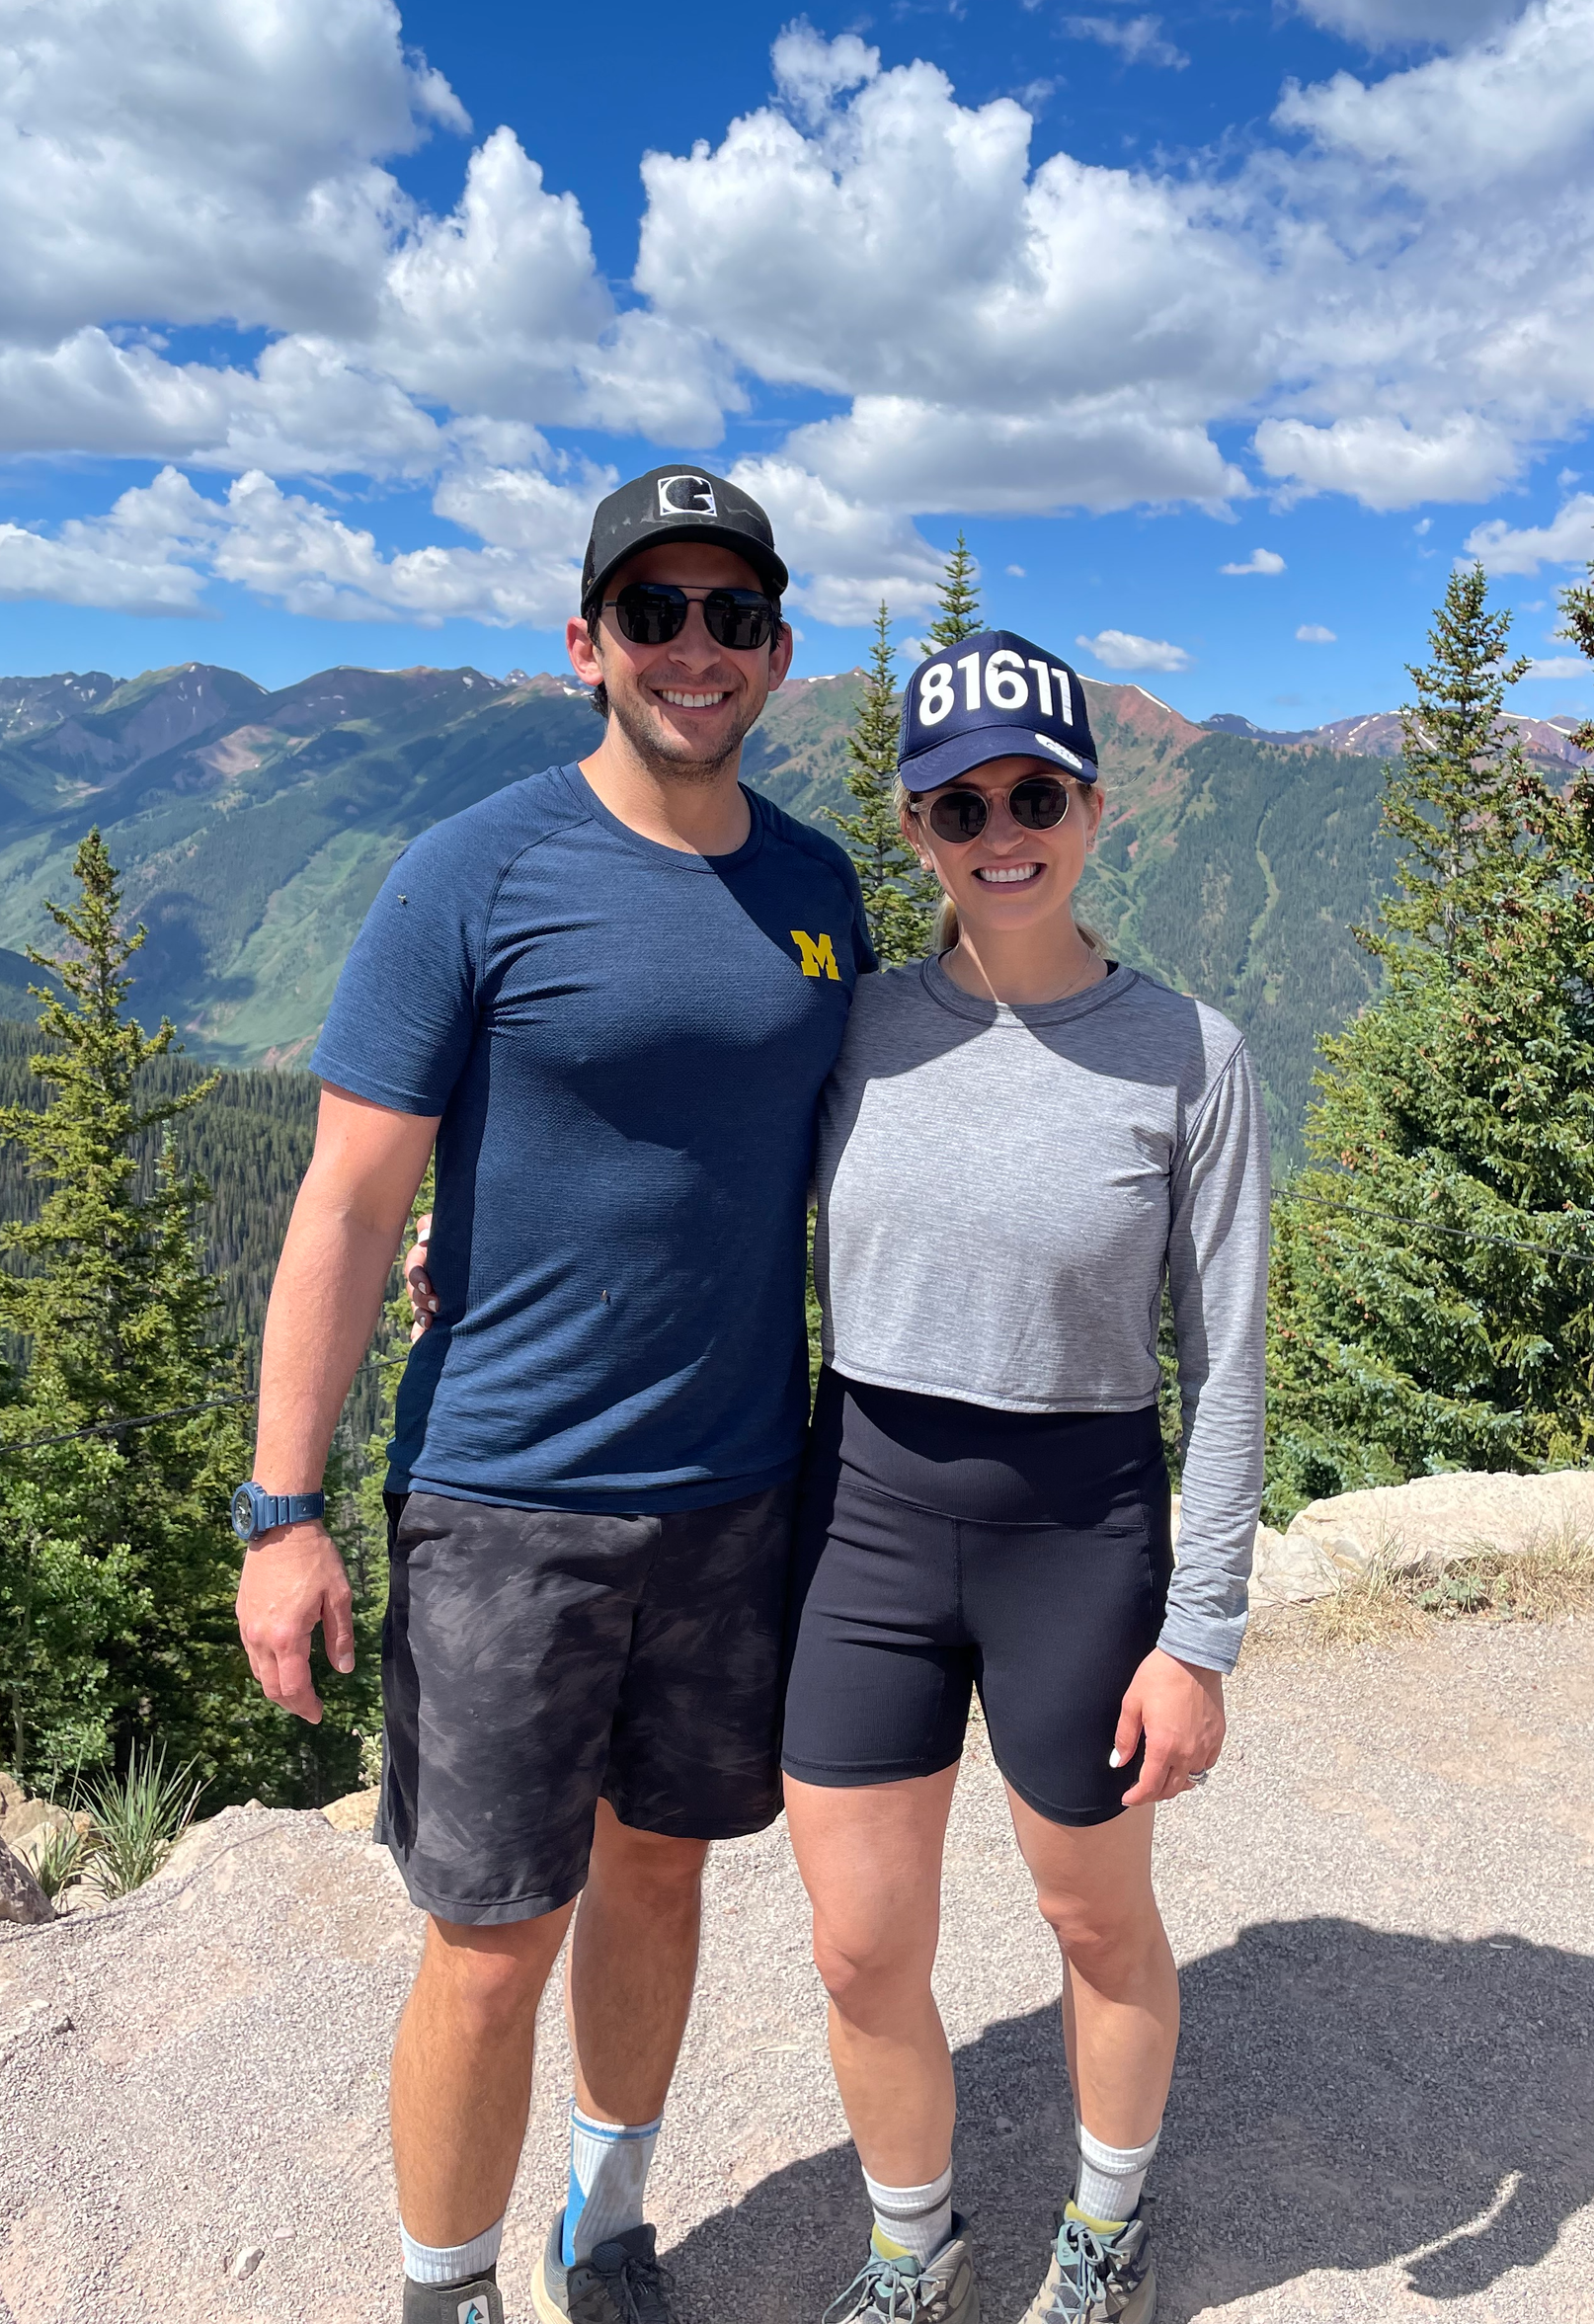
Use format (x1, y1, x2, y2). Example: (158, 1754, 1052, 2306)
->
(901, 726, 1098, 793)
(585, 525, 789, 611)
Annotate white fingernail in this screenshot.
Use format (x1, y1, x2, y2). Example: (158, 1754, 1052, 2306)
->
(1108, 1748, 1123, 1769)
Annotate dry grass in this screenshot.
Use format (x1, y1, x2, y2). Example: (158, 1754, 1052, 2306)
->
(1246, 1527, 1594, 1656)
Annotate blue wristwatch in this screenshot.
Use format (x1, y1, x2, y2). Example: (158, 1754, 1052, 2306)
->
(231, 1481, 327, 1545)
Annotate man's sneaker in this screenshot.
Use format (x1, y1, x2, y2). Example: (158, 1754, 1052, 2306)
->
(823, 2218, 980, 2322)
(531, 2212, 677, 2324)
(402, 2275, 503, 2324)
(1019, 2209, 1156, 2323)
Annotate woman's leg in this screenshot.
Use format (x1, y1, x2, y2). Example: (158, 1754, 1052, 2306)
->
(1004, 1791, 1178, 2149)
(784, 1765, 961, 2188)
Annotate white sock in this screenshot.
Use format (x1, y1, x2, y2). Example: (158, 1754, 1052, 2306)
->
(399, 2214, 503, 2285)
(563, 2105, 664, 2264)
(1074, 2122, 1160, 2230)
(863, 2162, 954, 2266)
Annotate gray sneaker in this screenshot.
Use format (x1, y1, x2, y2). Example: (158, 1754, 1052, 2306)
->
(403, 2276, 503, 2324)
(532, 2212, 677, 2324)
(1019, 2211, 1156, 2323)
(823, 2218, 980, 2323)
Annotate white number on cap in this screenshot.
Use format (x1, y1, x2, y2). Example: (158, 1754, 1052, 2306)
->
(918, 664, 956, 726)
(1053, 667, 1074, 722)
(985, 650, 1028, 710)
(956, 651, 982, 712)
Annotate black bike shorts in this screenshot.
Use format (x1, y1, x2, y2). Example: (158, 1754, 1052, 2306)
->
(378, 1483, 794, 1925)
(782, 1372, 1173, 1826)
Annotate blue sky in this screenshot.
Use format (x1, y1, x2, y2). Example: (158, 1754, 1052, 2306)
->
(1, 0, 1591, 728)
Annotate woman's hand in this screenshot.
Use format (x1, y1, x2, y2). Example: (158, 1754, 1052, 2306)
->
(1113, 1647, 1226, 1807)
(404, 1210, 437, 1340)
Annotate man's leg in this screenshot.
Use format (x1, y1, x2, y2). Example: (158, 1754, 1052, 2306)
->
(390, 1899, 578, 2249)
(567, 1799, 710, 2124)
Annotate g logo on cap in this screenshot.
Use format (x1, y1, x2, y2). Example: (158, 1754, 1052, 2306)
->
(658, 474, 718, 518)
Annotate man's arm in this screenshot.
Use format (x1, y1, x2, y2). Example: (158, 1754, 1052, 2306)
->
(236, 1085, 439, 1724)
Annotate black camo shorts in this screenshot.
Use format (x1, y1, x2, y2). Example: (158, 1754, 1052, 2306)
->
(377, 1483, 796, 1925)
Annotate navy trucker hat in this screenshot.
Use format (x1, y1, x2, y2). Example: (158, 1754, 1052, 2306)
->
(899, 628, 1098, 792)
(582, 466, 789, 613)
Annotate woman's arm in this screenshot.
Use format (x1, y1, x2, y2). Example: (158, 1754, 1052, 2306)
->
(1117, 1042, 1270, 1804)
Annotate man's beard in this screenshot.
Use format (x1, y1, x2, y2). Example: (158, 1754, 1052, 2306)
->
(607, 679, 764, 784)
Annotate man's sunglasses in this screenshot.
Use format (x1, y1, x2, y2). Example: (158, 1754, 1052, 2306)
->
(602, 582, 779, 651)
(915, 775, 1073, 843)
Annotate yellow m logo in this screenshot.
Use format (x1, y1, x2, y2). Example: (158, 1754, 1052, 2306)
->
(791, 929, 840, 981)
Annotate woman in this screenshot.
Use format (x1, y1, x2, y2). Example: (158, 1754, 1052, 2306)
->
(783, 627, 1268, 2323)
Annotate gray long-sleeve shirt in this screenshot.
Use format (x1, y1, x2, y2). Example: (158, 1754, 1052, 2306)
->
(813, 957, 1271, 1672)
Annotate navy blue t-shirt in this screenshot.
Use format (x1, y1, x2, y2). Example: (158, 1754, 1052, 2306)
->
(311, 761, 874, 1512)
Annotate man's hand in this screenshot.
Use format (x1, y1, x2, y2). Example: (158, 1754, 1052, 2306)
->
(236, 1523, 355, 1724)
(405, 1210, 437, 1340)
(1114, 1647, 1226, 1807)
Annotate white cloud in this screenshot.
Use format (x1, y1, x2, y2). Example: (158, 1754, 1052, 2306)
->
(1297, 622, 1338, 642)
(1006, 564, 1027, 576)
(1254, 417, 1521, 511)
(6, 6, 1594, 632)
(1076, 629, 1193, 673)
(1465, 493, 1594, 574)
(1520, 657, 1591, 681)
(0, 455, 606, 629)
(1221, 547, 1287, 575)
(0, 467, 216, 614)
(0, 0, 727, 477)
(727, 458, 947, 623)
(635, 56, 1261, 519)
(771, 22, 880, 125)
(1275, 1, 1594, 197)
(1062, 15, 1188, 68)
(1294, 1, 1526, 48)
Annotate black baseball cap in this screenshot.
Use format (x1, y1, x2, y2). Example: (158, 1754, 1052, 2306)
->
(581, 466, 789, 614)
(898, 628, 1098, 792)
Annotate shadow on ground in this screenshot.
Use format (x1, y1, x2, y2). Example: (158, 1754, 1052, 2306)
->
(670, 1918, 1594, 2322)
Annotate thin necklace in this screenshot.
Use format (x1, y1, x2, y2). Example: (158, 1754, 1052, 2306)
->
(945, 942, 1108, 1007)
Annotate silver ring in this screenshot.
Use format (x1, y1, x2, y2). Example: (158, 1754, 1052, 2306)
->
(1186, 1769, 1211, 1787)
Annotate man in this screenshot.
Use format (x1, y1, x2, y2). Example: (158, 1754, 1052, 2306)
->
(234, 467, 873, 2324)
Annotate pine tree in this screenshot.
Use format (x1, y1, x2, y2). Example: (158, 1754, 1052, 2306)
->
(1557, 559, 1594, 759)
(831, 603, 938, 964)
(0, 833, 376, 1800)
(1265, 568, 1594, 1520)
(922, 531, 982, 652)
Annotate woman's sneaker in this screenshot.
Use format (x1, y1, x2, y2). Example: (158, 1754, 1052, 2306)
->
(1019, 2208, 1156, 2323)
(531, 2212, 677, 2323)
(823, 2218, 980, 2322)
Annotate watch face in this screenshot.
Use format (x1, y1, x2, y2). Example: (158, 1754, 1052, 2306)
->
(231, 1484, 257, 1541)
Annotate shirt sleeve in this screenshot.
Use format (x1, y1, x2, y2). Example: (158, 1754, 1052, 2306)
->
(309, 827, 485, 1115)
(1156, 1040, 1271, 1674)
(845, 860, 878, 977)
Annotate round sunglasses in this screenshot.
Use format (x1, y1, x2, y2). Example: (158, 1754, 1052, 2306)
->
(603, 581, 779, 652)
(916, 774, 1073, 843)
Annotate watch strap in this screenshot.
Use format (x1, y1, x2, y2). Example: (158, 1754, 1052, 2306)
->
(239, 1484, 326, 1542)
(268, 1490, 326, 1531)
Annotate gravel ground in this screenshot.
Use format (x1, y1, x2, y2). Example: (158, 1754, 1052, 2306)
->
(2, 1614, 1592, 2324)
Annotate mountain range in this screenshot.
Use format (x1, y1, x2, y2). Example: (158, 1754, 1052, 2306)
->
(1204, 706, 1586, 770)
(0, 658, 1582, 1156)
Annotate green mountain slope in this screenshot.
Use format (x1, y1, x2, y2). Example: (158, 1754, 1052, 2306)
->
(0, 658, 1396, 1152)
